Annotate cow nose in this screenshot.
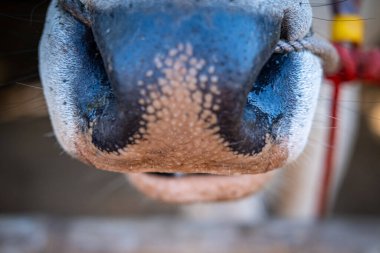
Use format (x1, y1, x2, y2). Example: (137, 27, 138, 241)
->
(90, 2, 282, 155)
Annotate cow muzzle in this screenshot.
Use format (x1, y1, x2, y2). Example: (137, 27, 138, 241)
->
(40, 0, 331, 202)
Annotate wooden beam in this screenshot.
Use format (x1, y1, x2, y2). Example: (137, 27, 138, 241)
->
(1, 216, 379, 253)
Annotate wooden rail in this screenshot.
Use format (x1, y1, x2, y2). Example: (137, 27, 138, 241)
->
(1, 216, 380, 253)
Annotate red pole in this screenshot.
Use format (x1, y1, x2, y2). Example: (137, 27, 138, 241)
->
(318, 78, 341, 217)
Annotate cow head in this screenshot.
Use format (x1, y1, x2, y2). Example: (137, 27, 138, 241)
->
(39, 0, 337, 203)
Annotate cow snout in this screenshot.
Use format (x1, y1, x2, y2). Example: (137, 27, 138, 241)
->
(40, 0, 325, 202)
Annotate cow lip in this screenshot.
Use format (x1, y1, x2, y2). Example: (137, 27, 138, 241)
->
(127, 171, 275, 203)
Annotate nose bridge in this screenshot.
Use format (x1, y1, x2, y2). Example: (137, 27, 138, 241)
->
(93, 3, 280, 103)
(93, 3, 280, 91)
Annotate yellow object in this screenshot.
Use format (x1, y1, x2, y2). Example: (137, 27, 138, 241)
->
(331, 14, 364, 45)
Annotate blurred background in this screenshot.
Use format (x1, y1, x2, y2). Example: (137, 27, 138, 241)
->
(1, 0, 380, 252)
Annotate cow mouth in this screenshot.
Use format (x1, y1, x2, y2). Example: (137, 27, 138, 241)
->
(127, 171, 274, 203)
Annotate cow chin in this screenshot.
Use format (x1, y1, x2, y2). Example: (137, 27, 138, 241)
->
(39, 0, 323, 202)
